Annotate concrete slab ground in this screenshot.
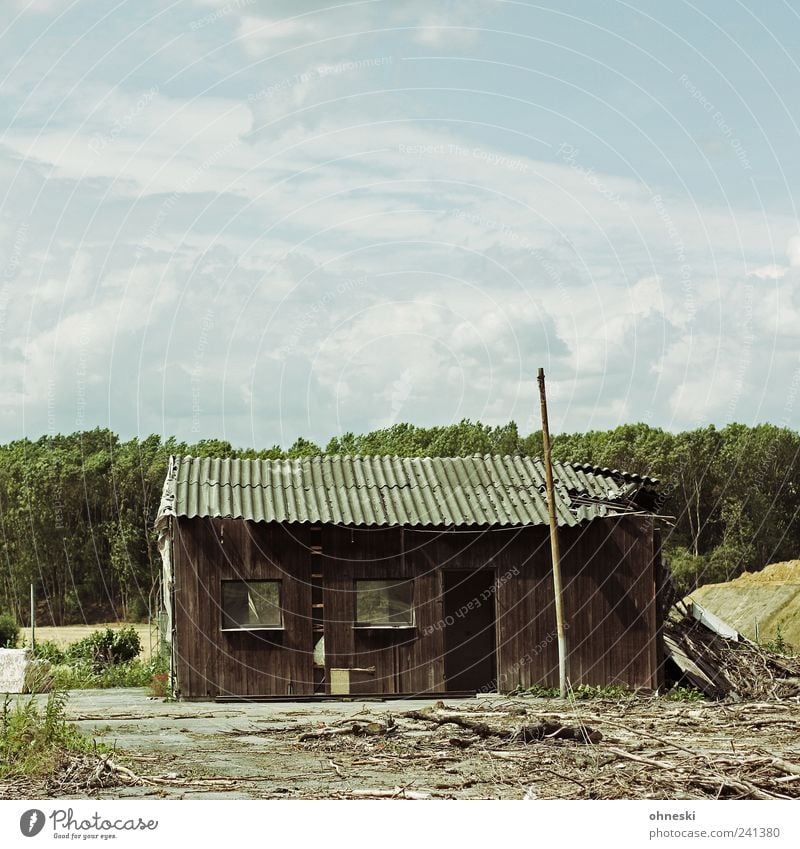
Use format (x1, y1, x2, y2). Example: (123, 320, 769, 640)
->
(22, 689, 478, 799)
(6, 688, 799, 800)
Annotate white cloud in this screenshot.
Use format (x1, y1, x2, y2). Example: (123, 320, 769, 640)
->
(787, 234, 800, 268)
(748, 264, 788, 280)
(236, 14, 324, 56)
(413, 16, 479, 48)
(9, 0, 74, 13)
(2, 94, 253, 196)
(3, 1, 799, 443)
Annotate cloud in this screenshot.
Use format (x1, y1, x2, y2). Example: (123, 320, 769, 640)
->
(236, 14, 326, 56)
(748, 264, 788, 280)
(9, 0, 74, 13)
(413, 16, 479, 48)
(788, 234, 800, 268)
(3, 1, 799, 444)
(2, 92, 252, 195)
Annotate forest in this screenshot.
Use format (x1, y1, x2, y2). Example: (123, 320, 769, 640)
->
(0, 421, 797, 626)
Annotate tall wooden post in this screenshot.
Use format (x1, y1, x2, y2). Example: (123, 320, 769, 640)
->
(30, 583, 35, 652)
(537, 368, 568, 698)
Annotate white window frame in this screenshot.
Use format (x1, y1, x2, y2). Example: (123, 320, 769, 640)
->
(221, 579, 284, 631)
(353, 579, 415, 629)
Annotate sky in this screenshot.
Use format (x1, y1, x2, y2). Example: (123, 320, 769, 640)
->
(1, 0, 799, 448)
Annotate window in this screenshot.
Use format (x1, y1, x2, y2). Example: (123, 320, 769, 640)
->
(221, 580, 282, 630)
(355, 579, 414, 627)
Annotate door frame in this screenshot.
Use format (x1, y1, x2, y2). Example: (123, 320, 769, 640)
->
(440, 567, 499, 692)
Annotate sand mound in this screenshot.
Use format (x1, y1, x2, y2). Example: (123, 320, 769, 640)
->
(729, 560, 800, 586)
(689, 558, 800, 647)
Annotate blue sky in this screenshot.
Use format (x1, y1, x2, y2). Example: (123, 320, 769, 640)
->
(1, 0, 798, 447)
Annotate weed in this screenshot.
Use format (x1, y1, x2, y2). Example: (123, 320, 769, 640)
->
(570, 684, 635, 700)
(520, 683, 635, 699)
(762, 625, 795, 656)
(50, 653, 168, 691)
(0, 690, 101, 779)
(148, 671, 170, 698)
(524, 684, 561, 697)
(663, 685, 705, 702)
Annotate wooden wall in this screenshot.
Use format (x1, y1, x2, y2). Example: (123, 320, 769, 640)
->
(172, 515, 659, 698)
(173, 518, 313, 698)
(321, 525, 443, 694)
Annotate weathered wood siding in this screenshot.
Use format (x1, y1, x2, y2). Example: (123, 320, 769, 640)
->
(321, 525, 444, 694)
(173, 517, 313, 698)
(557, 515, 658, 689)
(172, 515, 659, 698)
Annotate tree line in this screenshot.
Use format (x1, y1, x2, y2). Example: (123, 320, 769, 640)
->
(0, 421, 797, 625)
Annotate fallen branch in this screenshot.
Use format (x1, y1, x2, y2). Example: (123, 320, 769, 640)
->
(403, 710, 601, 744)
(298, 720, 393, 742)
(604, 747, 677, 770)
(338, 787, 433, 800)
(770, 757, 800, 776)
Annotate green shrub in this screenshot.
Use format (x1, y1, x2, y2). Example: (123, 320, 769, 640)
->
(0, 614, 20, 648)
(33, 640, 65, 665)
(667, 543, 756, 597)
(666, 547, 711, 596)
(65, 626, 141, 671)
(51, 652, 167, 690)
(128, 596, 150, 623)
(707, 540, 755, 583)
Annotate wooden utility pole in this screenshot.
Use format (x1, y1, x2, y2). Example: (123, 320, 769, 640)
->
(537, 368, 568, 698)
(30, 583, 35, 652)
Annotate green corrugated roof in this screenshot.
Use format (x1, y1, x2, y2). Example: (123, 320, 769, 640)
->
(155, 455, 657, 530)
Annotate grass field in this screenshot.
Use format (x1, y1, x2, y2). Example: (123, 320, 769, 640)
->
(23, 623, 157, 660)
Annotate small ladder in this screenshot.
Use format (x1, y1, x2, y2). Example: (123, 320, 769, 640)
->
(310, 525, 325, 693)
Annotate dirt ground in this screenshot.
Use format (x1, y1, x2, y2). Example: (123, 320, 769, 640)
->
(22, 624, 156, 659)
(5, 689, 800, 800)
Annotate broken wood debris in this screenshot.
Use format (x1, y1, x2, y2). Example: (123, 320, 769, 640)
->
(402, 708, 601, 744)
(297, 716, 396, 742)
(664, 600, 800, 699)
(294, 702, 602, 747)
(290, 698, 799, 800)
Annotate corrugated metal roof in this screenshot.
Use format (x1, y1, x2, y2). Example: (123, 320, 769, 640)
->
(569, 461, 659, 487)
(156, 454, 655, 530)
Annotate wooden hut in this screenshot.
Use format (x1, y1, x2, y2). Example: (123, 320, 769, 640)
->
(155, 455, 663, 699)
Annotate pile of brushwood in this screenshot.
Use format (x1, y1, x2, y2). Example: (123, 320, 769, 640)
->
(664, 602, 800, 700)
(293, 697, 800, 800)
(290, 608, 800, 800)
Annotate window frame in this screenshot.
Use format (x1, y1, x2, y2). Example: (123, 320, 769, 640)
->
(353, 578, 416, 630)
(220, 579, 284, 632)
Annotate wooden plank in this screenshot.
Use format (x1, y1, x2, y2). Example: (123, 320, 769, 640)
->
(173, 517, 313, 698)
(173, 515, 662, 698)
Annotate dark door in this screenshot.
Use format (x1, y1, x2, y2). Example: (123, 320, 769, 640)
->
(442, 571, 497, 692)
